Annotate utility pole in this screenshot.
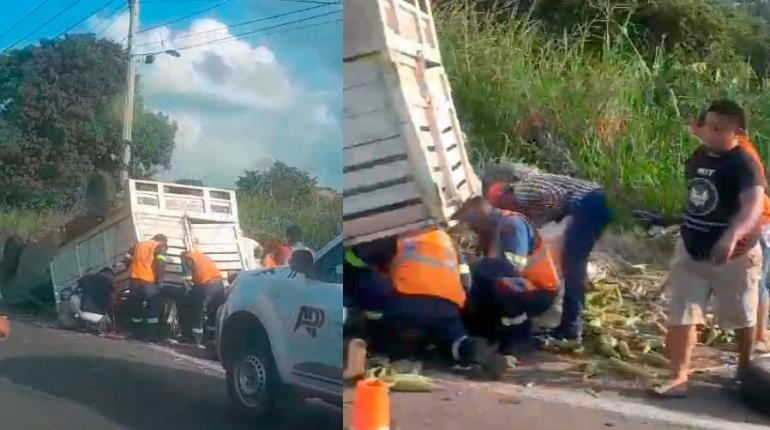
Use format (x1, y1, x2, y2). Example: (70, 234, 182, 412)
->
(120, 0, 139, 189)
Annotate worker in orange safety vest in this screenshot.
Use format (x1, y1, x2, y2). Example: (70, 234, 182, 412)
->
(346, 227, 507, 380)
(125, 234, 168, 342)
(180, 250, 226, 347)
(454, 196, 561, 355)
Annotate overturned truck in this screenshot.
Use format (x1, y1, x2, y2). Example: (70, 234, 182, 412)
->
(1, 178, 257, 336)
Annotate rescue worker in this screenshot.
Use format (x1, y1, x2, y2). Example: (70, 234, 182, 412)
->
(180, 250, 226, 346)
(344, 229, 505, 380)
(125, 234, 168, 342)
(486, 172, 611, 343)
(0, 315, 10, 340)
(454, 196, 560, 353)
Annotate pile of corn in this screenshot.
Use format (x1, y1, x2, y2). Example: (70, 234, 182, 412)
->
(541, 262, 733, 381)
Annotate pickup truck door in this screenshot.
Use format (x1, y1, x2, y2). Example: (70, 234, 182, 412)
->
(287, 243, 343, 391)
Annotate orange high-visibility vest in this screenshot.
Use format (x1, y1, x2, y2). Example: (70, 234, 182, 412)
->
(187, 251, 222, 286)
(490, 211, 560, 292)
(263, 254, 277, 268)
(130, 240, 161, 283)
(391, 228, 466, 308)
(737, 135, 770, 226)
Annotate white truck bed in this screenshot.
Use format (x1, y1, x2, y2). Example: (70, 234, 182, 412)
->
(50, 179, 252, 305)
(343, 0, 480, 246)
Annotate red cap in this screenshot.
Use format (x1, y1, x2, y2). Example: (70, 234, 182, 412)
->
(487, 182, 507, 206)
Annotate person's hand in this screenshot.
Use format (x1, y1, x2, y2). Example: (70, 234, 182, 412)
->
(496, 277, 530, 294)
(0, 316, 11, 341)
(711, 231, 738, 264)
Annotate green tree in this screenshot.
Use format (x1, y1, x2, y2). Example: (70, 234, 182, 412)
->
(0, 34, 176, 209)
(236, 160, 318, 202)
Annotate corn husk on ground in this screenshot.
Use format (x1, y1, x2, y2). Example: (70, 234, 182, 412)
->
(543, 260, 734, 381)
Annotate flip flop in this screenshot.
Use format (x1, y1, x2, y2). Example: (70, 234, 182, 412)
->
(647, 380, 688, 398)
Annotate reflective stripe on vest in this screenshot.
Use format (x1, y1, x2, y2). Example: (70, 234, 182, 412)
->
(129, 240, 160, 283)
(344, 249, 368, 268)
(520, 238, 559, 292)
(490, 211, 559, 292)
(391, 229, 466, 308)
(188, 251, 222, 286)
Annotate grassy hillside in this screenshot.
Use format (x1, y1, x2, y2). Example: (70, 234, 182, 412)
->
(0, 191, 341, 255)
(436, 3, 770, 218)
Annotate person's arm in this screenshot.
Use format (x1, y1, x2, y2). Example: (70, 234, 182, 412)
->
(495, 216, 539, 293)
(458, 252, 472, 292)
(712, 153, 766, 263)
(123, 245, 135, 267)
(153, 244, 168, 288)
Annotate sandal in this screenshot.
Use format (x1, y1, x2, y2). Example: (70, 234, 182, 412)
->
(647, 380, 688, 398)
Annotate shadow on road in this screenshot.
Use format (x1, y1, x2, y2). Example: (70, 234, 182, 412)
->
(0, 355, 342, 430)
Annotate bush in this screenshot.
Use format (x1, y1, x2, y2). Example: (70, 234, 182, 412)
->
(436, 4, 770, 218)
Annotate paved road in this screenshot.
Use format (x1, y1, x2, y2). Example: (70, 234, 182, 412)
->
(344, 372, 770, 430)
(0, 316, 342, 430)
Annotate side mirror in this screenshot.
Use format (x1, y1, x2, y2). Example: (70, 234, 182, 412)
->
(290, 250, 314, 275)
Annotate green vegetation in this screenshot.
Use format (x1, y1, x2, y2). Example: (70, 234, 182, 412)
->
(237, 160, 341, 249)
(238, 191, 341, 251)
(436, 1, 770, 217)
(0, 34, 176, 210)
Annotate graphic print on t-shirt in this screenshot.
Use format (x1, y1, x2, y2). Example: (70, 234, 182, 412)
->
(687, 176, 719, 217)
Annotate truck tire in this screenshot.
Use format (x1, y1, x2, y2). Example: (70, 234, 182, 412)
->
(740, 356, 770, 415)
(85, 172, 116, 218)
(225, 329, 280, 420)
(159, 297, 181, 341)
(1, 236, 24, 279)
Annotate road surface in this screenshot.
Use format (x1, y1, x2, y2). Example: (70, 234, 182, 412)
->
(0, 315, 342, 430)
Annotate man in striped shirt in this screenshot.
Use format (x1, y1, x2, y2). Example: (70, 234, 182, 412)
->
(486, 171, 612, 342)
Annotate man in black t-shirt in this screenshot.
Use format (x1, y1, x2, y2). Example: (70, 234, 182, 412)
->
(652, 100, 766, 398)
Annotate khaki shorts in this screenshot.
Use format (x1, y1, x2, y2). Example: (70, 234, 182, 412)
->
(666, 239, 761, 330)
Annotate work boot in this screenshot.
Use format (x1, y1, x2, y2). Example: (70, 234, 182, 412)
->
(471, 337, 507, 381)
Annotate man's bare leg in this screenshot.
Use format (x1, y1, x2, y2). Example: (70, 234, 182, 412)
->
(651, 324, 697, 397)
(755, 298, 768, 350)
(735, 326, 755, 371)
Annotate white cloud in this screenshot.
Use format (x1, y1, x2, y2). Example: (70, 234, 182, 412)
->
(87, 12, 341, 188)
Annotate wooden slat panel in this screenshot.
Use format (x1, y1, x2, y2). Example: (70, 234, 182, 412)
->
(344, 203, 428, 239)
(344, 159, 411, 191)
(344, 182, 422, 215)
(344, 135, 407, 168)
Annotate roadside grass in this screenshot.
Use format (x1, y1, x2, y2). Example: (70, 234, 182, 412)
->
(436, 4, 770, 218)
(229, 192, 341, 251)
(0, 192, 341, 256)
(0, 210, 70, 243)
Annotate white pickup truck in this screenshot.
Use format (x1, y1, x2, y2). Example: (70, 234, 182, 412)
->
(48, 179, 257, 334)
(216, 236, 343, 419)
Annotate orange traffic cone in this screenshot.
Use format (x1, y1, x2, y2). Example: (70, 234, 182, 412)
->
(351, 379, 390, 430)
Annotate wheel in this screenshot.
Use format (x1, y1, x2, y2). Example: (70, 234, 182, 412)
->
(225, 337, 279, 419)
(159, 297, 181, 340)
(740, 356, 770, 415)
(1, 236, 24, 279)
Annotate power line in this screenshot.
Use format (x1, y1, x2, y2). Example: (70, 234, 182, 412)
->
(136, 0, 232, 35)
(137, 8, 340, 55)
(134, 3, 329, 48)
(274, 0, 340, 4)
(0, 0, 53, 44)
(95, 2, 128, 37)
(4, 0, 83, 52)
(54, 0, 119, 39)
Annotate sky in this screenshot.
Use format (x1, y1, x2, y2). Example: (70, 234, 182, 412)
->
(0, 0, 343, 190)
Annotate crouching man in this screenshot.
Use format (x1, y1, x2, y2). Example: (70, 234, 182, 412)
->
(344, 227, 507, 380)
(455, 196, 560, 355)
